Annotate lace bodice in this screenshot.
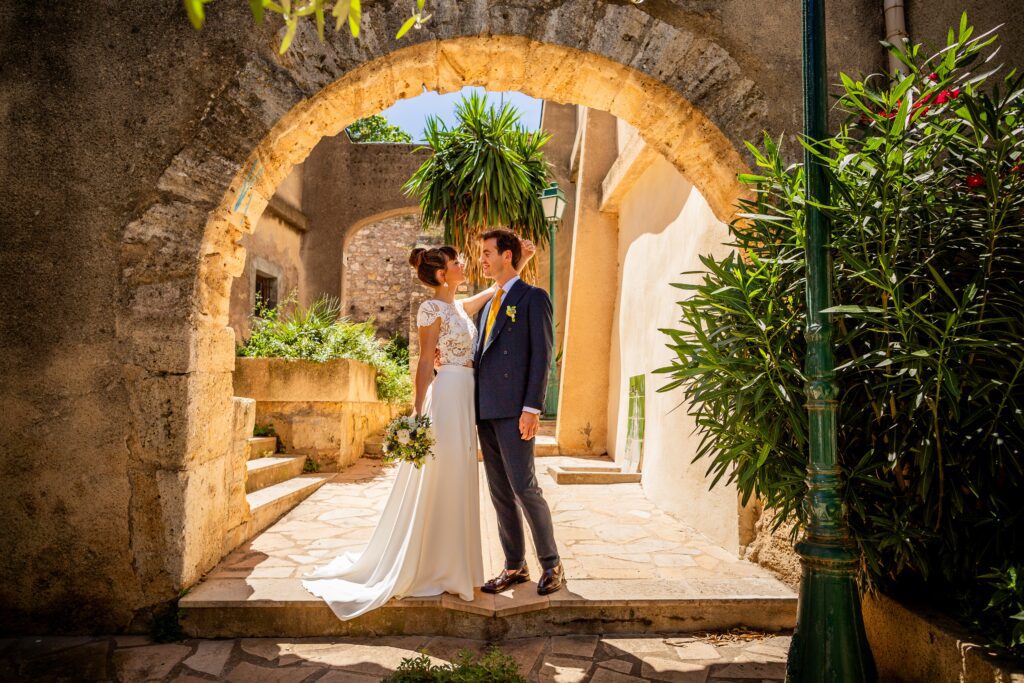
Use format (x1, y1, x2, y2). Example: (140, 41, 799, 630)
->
(417, 299, 478, 367)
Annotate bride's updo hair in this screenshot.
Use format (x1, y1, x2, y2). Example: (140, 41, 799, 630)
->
(409, 245, 458, 287)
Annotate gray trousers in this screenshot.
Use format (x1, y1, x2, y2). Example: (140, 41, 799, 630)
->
(478, 417, 560, 571)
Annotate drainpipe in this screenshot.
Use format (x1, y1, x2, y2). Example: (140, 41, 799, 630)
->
(883, 0, 909, 76)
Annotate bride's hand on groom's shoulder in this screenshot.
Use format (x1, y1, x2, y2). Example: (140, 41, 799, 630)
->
(518, 238, 537, 270)
(520, 238, 536, 259)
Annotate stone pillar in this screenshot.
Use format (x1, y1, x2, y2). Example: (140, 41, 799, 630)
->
(536, 102, 579, 360)
(556, 109, 620, 454)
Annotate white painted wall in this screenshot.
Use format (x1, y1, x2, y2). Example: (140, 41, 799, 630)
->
(607, 152, 739, 552)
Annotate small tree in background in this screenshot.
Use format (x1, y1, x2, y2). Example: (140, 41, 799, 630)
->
(346, 114, 414, 144)
(404, 92, 553, 285)
(657, 18, 1024, 653)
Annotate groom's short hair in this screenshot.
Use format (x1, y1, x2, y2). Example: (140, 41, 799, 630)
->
(480, 228, 522, 268)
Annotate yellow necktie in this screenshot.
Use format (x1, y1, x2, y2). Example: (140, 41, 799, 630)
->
(484, 286, 504, 341)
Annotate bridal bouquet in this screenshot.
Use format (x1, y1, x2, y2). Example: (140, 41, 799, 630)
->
(382, 414, 435, 469)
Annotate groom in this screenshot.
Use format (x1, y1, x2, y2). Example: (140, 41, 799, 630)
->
(474, 228, 565, 596)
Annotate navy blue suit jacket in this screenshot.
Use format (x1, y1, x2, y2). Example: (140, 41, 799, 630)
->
(473, 279, 554, 421)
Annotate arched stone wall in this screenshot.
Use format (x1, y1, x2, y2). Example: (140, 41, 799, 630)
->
(125, 29, 756, 618)
(1, 0, 890, 632)
(340, 208, 427, 338)
(301, 136, 428, 304)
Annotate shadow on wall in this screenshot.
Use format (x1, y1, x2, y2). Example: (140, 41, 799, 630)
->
(607, 153, 737, 553)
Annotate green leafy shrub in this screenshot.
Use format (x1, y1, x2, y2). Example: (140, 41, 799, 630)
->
(239, 292, 413, 403)
(385, 334, 411, 366)
(382, 648, 525, 682)
(347, 114, 415, 143)
(976, 564, 1024, 650)
(657, 19, 1024, 652)
(252, 422, 277, 438)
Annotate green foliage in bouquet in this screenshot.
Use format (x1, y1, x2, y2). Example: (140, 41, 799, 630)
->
(656, 18, 1024, 653)
(238, 292, 413, 403)
(383, 414, 435, 469)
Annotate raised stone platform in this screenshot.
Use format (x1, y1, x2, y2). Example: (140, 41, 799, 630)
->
(181, 458, 796, 638)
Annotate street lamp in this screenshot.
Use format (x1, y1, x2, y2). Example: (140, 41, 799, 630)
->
(786, 1, 877, 681)
(539, 182, 566, 418)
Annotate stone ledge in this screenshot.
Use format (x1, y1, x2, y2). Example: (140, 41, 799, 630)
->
(599, 133, 660, 214)
(180, 577, 796, 639)
(265, 195, 309, 233)
(863, 592, 1024, 683)
(548, 464, 641, 485)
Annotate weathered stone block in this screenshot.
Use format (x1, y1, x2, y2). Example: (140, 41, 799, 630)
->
(254, 400, 406, 470)
(233, 357, 378, 403)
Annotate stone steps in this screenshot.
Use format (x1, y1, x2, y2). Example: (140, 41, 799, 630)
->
(247, 436, 278, 460)
(245, 456, 307, 493)
(363, 433, 386, 459)
(244, 474, 333, 541)
(179, 577, 796, 639)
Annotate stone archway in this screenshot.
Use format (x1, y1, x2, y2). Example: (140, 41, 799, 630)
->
(116, 18, 763, 620)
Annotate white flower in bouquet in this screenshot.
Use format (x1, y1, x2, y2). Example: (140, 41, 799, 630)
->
(382, 414, 434, 469)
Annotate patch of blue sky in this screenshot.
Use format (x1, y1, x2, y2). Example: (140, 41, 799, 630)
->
(376, 86, 542, 142)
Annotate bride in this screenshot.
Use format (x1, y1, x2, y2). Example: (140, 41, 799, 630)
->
(302, 238, 535, 620)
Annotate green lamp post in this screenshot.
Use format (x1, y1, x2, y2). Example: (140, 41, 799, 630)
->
(539, 182, 566, 418)
(786, 0, 877, 681)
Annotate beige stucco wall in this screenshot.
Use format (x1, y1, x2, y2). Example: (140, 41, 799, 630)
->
(556, 109, 620, 454)
(608, 152, 739, 552)
(228, 165, 307, 343)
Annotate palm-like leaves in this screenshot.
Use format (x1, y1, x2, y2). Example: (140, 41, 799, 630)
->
(404, 92, 554, 284)
(657, 20, 1024, 651)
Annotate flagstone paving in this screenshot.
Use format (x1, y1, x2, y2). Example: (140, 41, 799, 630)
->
(181, 456, 794, 638)
(207, 456, 778, 586)
(0, 631, 792, 681)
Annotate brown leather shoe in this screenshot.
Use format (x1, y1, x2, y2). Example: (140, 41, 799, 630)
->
(537, 563, 566, 595)
(481, 566, 531, 594)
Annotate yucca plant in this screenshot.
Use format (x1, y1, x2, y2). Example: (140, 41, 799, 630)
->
(657, 18, 1024, 652)
(404, 92, 553, 285)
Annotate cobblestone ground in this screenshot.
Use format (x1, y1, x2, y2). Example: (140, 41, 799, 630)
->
(0, 632, 791, 682)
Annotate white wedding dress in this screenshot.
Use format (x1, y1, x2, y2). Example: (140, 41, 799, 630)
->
(302, 299, 484, 619)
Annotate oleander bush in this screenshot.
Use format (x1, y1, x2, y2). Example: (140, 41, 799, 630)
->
(238, 292, 413, 404)
(657, 18, 1024, 652)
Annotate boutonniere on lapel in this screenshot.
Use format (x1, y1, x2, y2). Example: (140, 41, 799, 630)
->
(505, 305, 517, 323)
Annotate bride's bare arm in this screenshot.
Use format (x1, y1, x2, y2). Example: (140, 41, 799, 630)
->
(461, 239, 539, 317)
(460, 286, 497, 318)
(414, 319, 442, 416)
